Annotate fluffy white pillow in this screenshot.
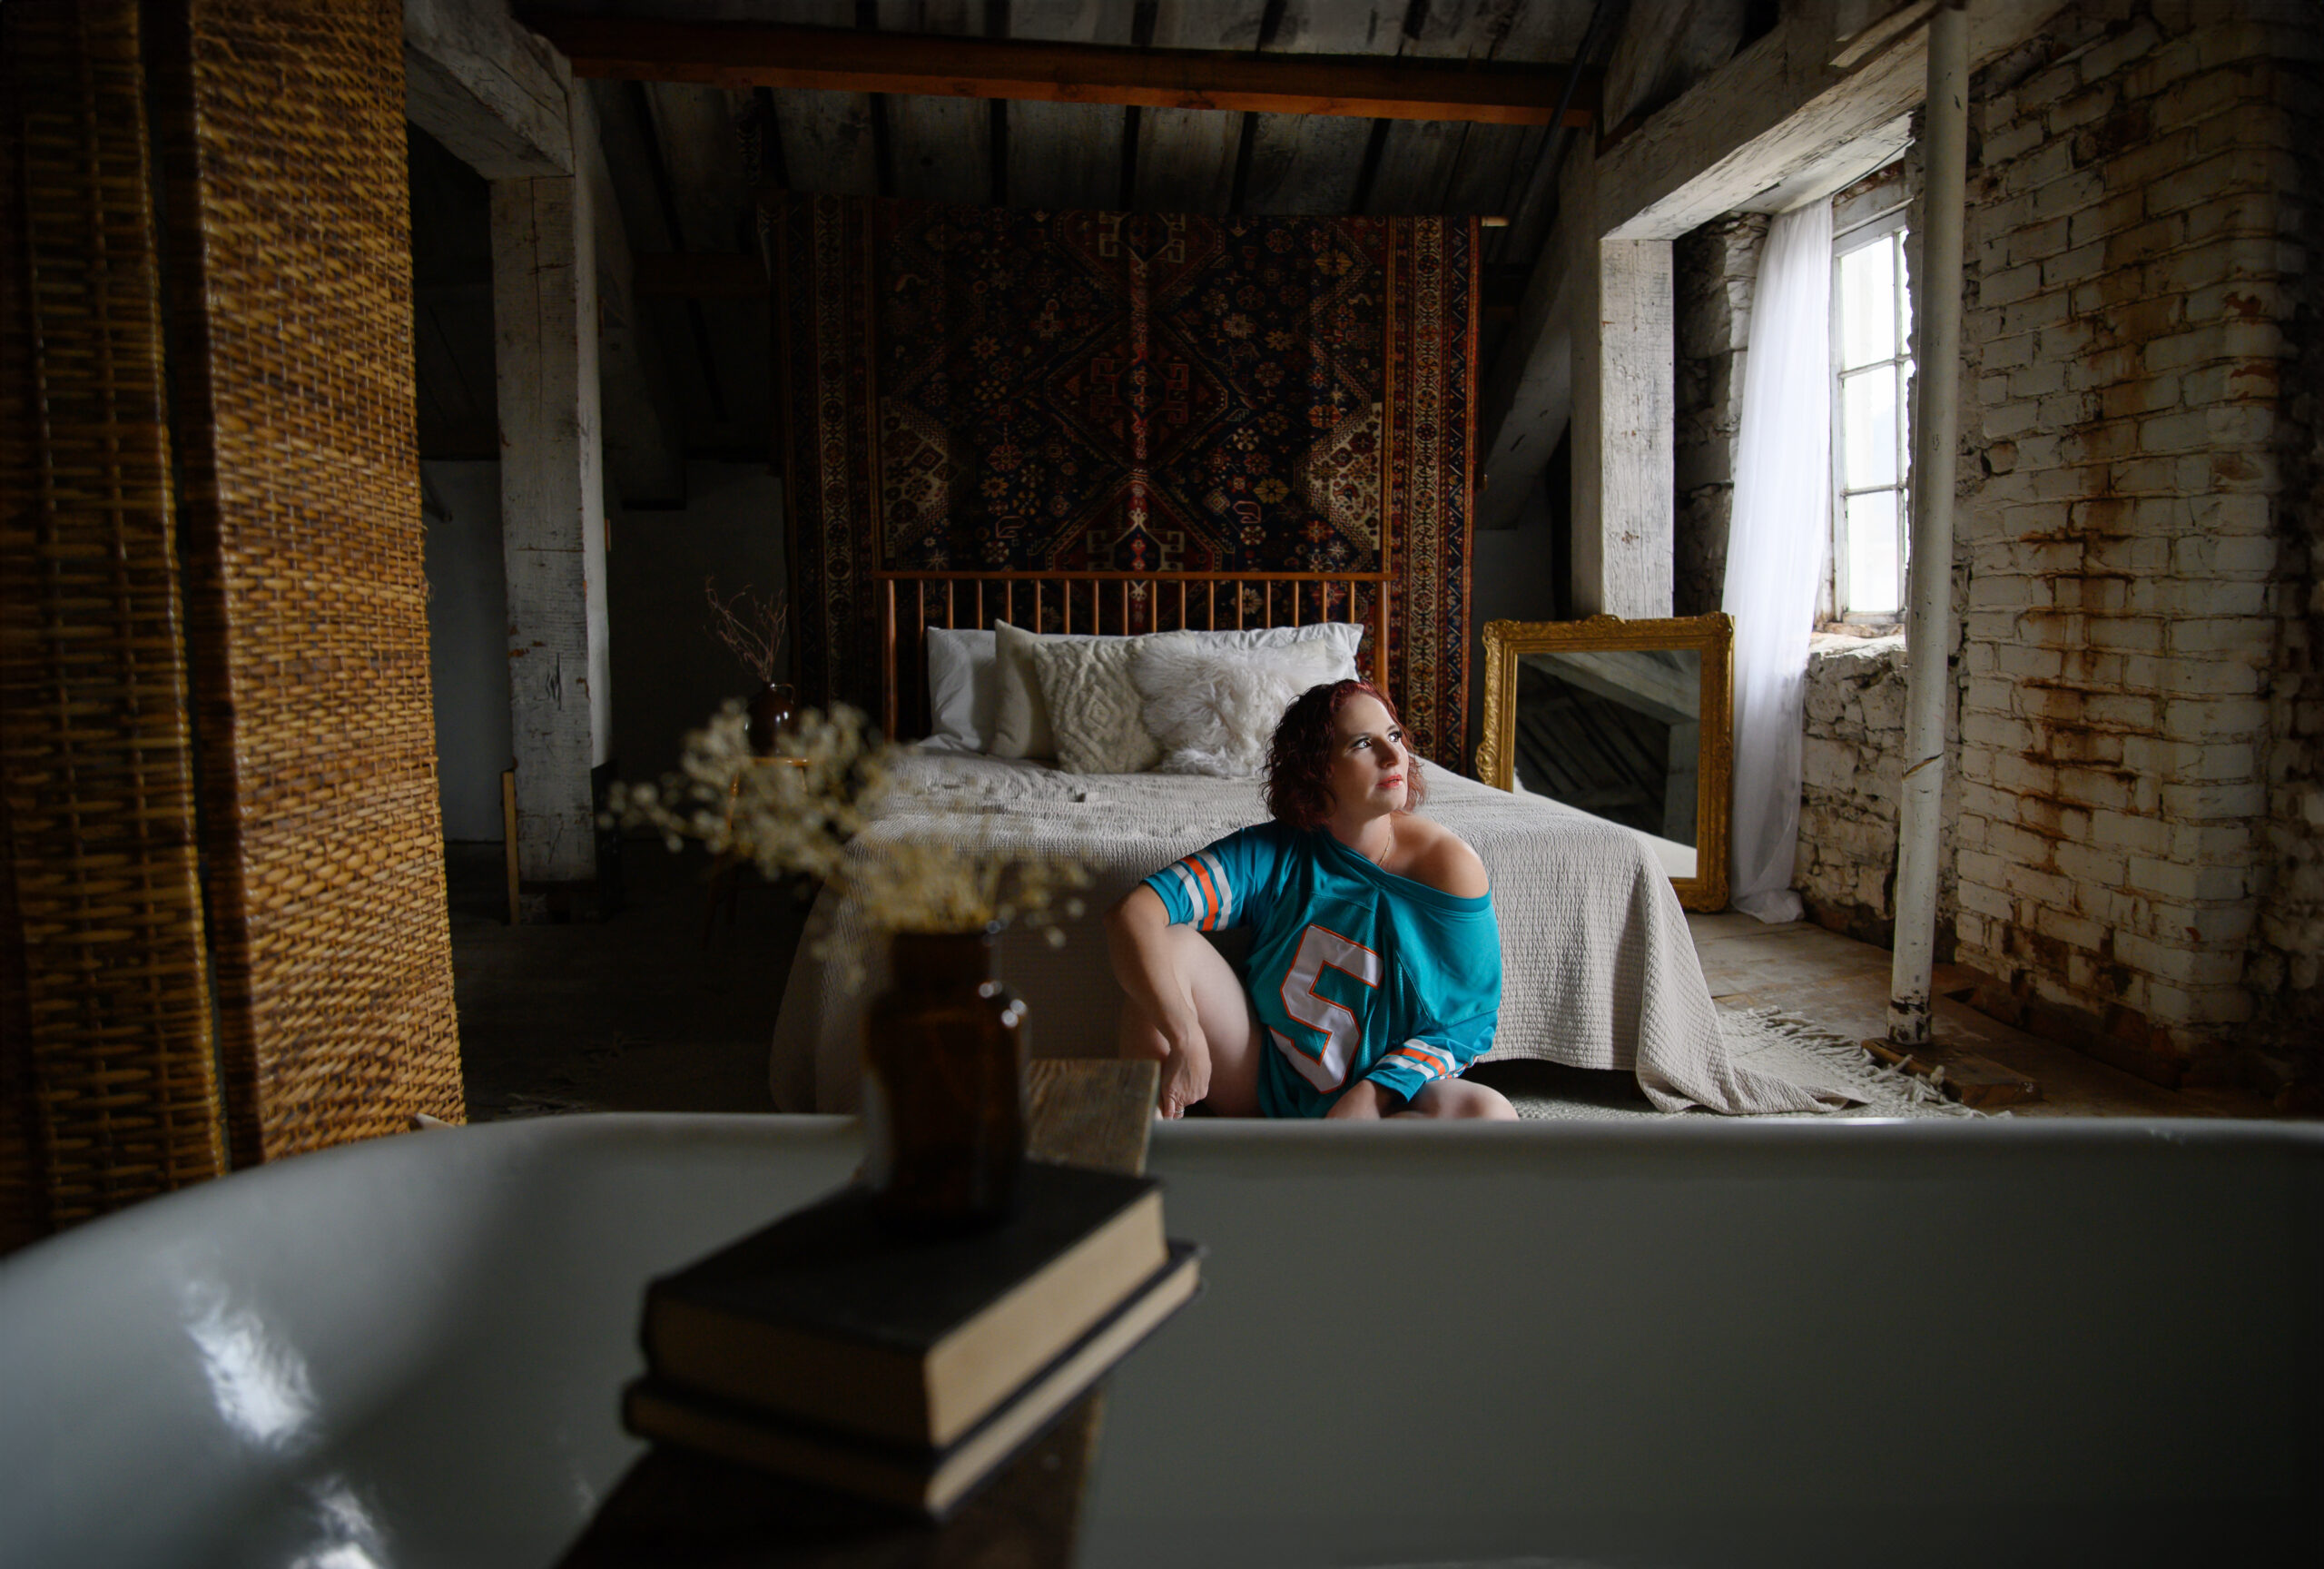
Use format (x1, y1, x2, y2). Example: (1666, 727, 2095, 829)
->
(921, 627, 997, 752)
(1026, 636, 1161, 775)
(1133, 637, 1346, 777)
(1169, 620, 1364, 679)
(989, 620, 1097, 761)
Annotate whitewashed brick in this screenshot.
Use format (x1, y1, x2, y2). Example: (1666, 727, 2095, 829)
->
(2167, 617, 2273, 656)
(2056, 767, 2135, 813)
(2083, 692, 2161, 731)
(2171, 533, 2279, 576)
(2114, 931, 2244, 986)
(2070, 189, 2148, 249)
(2140, 324, 2226, 371)
(2090, 809, 2172, 857)
(2006, 360, 2069, 399)
(2184, 742, 2258, 783)
(2162, 780, 2269, 819)
(2135, 575, 2266, 617)
(1983, 399, 2042, 439)
(2202, 401, 2277, 446)
(2161, 696, 2271, 741)
(2034, 904, 2106, 951)
(2080, 17, 2164, 82)
(2127, 856, 2244, 902)
(2137, 409, 2211, 450)
(2167, 819, 2260, 862)
(1983, 261, 2046, 306)
(2085, 617, 2163, 653)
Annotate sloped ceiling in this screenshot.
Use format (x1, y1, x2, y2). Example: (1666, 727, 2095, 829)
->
(421, 0, 1606, 468)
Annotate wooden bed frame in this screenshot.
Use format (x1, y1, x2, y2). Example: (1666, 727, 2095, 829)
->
(874, 569, 1393, 741)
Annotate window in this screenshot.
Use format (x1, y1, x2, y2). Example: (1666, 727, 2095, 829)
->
(1830, 207, 1914, 625)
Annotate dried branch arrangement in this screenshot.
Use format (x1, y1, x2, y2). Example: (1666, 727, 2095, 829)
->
(704, 577, 788, 685)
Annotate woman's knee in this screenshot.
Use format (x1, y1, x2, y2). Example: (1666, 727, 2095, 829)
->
(1410, 1079, 1520, 1120)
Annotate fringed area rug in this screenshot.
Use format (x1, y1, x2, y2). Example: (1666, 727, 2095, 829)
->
(1480, 1007, 1986, 1121)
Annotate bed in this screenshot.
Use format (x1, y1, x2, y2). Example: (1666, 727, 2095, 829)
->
(772, 567, 1842, 1117)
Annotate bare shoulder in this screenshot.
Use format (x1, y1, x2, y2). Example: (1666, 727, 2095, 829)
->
(1393, 815, 1489, 898)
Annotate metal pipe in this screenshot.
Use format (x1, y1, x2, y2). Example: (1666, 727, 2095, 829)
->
(1890, 2, 1969, 1047)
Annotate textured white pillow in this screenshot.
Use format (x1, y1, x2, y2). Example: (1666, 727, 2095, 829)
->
(1167, 620, 1364, 679)
(990, 620, 1097, 761)
(1026, 636, 1161, 775)
(922, 627, 998, 752)
(1133, 637, 1345, 777)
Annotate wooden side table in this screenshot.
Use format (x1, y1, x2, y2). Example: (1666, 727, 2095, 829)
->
(702, 756, 810, 945)
(556, 1060, 1160, 1569)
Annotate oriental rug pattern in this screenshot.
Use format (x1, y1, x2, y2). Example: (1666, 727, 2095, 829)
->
(773, 196, 1478, 769)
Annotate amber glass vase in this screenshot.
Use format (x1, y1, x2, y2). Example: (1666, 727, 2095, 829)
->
(862, 927, 1029, 1229)
(746, 682, 794, 756)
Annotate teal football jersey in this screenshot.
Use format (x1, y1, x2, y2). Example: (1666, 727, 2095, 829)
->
(1143, 821, 1501, 1118)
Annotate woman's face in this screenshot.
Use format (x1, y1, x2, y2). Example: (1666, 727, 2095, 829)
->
(1326, 693, 1409, 818)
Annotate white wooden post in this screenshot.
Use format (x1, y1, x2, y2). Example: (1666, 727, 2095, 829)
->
(1889, 2, 1968, 1044)
(1571, 236, 1676, 618)
(493, 165, 609, 887)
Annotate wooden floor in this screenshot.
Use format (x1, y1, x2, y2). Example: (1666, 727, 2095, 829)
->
(445, 842, 2294, 1121)
(1690, 911, 2287, 1119)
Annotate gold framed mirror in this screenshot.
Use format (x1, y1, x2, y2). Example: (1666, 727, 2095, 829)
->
(1476, 614, 1735, 912)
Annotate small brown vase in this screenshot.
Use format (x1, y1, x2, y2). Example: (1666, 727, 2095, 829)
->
(862, 927, 1028, 1230)
(746, 682, 794, 756)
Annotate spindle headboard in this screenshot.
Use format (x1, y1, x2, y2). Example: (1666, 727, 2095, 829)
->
(875, 569, 1392, 742)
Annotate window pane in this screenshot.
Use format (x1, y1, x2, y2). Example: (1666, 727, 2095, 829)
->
(1841, 368, 1899, 488)
(1838, 238, 1896, 369)
(1846, 489, 1901, 616)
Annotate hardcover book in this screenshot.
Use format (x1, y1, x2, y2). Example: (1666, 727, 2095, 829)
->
(626, 1241, 1202, 1519)
(640, 1160, 1167, 1447)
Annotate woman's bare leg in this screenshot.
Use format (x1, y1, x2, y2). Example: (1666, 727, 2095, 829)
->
(1398, 1078, 1520, 1120)
(1116, 925, 1264, 1117)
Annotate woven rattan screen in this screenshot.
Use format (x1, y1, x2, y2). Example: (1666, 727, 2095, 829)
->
(149, 0, 463, 1157)
(0, 2, 231, 1238)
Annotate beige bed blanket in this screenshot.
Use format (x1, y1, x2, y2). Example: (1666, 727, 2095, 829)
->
(770, 752, 1854, 1115)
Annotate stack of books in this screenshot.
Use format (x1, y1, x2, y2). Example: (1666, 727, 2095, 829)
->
(623, 1160, 1201, 1519)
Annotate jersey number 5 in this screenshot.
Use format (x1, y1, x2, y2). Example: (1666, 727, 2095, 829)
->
(1270, 924, 1382, 1091)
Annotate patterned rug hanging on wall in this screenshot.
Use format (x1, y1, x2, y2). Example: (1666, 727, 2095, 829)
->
(772, 196, 1478, 771)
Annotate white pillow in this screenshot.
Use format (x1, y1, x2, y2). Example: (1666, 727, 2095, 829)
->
(990, 620, 1097, 761)
(1026, 636, 1161, 775)
(922, 627, 998, 752)
(1133, 637, 1346, 778)
(1165, 620, 1364, 679)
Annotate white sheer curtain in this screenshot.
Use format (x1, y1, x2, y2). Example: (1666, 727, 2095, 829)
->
(1722, 200, 1833, 923)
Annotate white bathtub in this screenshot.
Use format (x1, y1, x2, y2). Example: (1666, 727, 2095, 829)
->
(1, 1114, 2316, 1568)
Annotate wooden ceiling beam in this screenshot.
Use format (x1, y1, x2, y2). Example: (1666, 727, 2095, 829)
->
(520, 16, 1599, 128)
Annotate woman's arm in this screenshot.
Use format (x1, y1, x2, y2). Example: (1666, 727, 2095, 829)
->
(1105, 884, 1214, 1116)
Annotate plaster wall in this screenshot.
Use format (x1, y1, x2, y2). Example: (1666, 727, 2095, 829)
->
(423, 460, 787, 837)
(606, 463, 788, 786)
(422, 460, 514, 842)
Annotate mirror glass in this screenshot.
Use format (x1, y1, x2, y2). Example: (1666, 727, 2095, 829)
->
(1512, 648, 1702, 877)
(1477, 614, 1733, 912)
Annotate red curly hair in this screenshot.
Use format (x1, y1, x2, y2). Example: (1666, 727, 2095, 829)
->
(1263, 679, 1425, 831)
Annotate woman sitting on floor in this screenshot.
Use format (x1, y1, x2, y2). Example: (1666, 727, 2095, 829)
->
(1106, 679, 1519, 1121)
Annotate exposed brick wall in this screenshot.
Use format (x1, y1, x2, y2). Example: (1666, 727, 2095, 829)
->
(1672, 212, 1767, 618)
(2250, 13, 2324, 1065)
(1797, 634, 1964, 950)
(1945, 0, 2317, 1082)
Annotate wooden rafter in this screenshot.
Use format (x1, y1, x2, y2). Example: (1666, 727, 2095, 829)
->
(521, 16, 1600, 128)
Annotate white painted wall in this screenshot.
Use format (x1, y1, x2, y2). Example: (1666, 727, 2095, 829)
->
(608, 462, 787, 786)
(421, 459, 514, 841)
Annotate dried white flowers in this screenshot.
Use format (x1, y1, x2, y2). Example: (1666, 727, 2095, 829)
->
(605, 703, 1090, 944)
